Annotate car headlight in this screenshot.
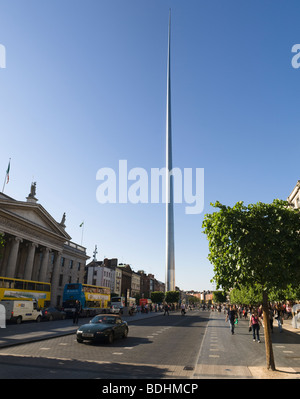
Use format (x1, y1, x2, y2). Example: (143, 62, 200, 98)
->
(77, 330, 83, 334)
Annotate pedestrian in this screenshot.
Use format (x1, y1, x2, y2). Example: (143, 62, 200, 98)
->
(249, 310, 261, 342)
(225, 305, 237, 335)
(274, 304, 283, 333)
(181, 303, 186, 316)
(73, 300, 81, 324)
(163, 303, 169, 316)
(286, 303, 292, 320)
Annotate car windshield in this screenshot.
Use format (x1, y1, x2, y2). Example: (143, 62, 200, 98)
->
(90, 316, 117, 324)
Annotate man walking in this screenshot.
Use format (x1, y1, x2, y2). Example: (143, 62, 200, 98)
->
(163, 303, 169, 316)
(73, 300, 81, 324)
(226, 305, 237, 335)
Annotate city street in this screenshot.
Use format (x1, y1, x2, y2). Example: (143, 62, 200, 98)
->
(0, 309, 299, 379)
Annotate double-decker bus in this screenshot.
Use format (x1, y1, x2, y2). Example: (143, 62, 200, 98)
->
(62, 283, 110, 317)
(0, 276, 51, 308)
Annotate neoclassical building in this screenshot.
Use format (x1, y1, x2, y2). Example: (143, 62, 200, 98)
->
(0, 183, 89, 306)
(287, 180, 300, 209)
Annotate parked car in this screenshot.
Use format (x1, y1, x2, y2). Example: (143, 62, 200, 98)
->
(41, 307, 66, 321)
(76, 314, 128, 344)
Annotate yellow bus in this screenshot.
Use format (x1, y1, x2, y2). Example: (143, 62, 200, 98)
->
(0, 276, 51, 308)
(63, 283, 111, 317)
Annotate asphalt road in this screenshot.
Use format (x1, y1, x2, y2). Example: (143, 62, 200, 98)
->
(0, 310, 210, 379)
(0, 310, 299, 379)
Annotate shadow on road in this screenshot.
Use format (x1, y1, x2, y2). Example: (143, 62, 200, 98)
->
(0, 353, 170, 379)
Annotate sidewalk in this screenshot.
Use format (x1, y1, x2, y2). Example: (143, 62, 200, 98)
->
(0, 309, 164, 349)
(280, 317, 300, 335)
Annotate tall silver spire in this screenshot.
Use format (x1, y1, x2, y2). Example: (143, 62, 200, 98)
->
(165, 10, 175, 292)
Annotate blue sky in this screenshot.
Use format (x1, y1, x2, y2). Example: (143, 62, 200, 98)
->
(1, 1, 300, 291)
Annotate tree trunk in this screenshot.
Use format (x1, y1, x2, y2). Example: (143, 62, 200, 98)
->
(262, 290, 276, 370)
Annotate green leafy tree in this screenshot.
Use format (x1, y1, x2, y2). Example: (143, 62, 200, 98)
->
(187, 295, 200, 305)
(202, 199, 300, 371)
(151, 291, 165, 304)
(213, 291, 227, 304)
(229, 284, 262, 305)
(165, 291, 180, 304)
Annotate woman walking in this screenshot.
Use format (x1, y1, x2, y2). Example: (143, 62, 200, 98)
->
(249, 310, 261, 343)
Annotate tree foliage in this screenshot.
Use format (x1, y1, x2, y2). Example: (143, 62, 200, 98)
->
(202, 200, 300, 293)
(202, 199, 300, 371)
(165, 291, 180, 304)
(213, 291, 227, 303)
(150, 291, 165, 304)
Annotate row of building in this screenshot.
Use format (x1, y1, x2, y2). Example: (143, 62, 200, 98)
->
(85, 258, 165, 302)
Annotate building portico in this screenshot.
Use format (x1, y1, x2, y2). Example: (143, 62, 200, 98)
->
(0, 184, 89, 306)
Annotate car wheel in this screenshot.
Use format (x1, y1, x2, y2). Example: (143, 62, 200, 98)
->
(122, 328, 128, 339)
(107, 332, 114, 344)
(36, 316, 41, 323)
(16, 316, 22, 324)
(62, 314, 66, 320)
(49, 315, 53, 321)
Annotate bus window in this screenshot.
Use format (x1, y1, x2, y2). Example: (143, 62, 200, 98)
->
(36, 283, 44, 291)
(26, 282, 35, 290)
(4, 280, 14, 288)
(14, 280, 24, 290)
(67, 284, 79, 290)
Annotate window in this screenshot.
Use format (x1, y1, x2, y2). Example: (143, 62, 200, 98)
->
(43, 284, 51, 292)
(61, 257, 65, 267)
(27, 282, 35, 290)
(77, 262, 81, 271)
(14, 281, 24, 290)
(69, 260, 73, 269)
(5, 279, 14, 288)
(59, 274, 63, 287)
(36, 283, 44, 291)
(67, 284, 80, 290)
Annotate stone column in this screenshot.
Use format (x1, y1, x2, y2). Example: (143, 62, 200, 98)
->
(6, 237, 23, 278)
(24, 242, 38, 280)
(51, 251, 62, 306)
(39, 247, 50, 282)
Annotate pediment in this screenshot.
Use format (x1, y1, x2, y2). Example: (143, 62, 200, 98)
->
(0, 199, 71, 241)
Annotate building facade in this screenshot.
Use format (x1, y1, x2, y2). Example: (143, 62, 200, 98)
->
(287, 180, 300, 209)
(0, 185, 89, 306)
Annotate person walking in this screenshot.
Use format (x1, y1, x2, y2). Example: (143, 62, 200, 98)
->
(163, 303, 169, 316)
(249, 310, 261, 342)
(275, 304, 283, 333)
(181, 303, 186, 316)
(225, 305, 237, 335)
(73, 300, 81, 324)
